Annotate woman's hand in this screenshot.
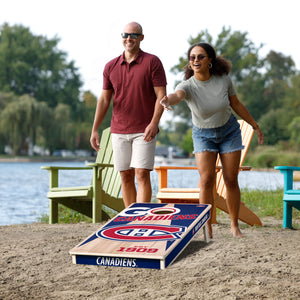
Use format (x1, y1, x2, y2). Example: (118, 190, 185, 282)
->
(255, 127, 264, 145)
(160, 96, 172, 111)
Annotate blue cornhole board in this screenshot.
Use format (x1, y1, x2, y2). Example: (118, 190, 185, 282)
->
(70, 203, 211, 269)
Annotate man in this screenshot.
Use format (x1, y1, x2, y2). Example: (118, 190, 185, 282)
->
(90, 22, 167, 207)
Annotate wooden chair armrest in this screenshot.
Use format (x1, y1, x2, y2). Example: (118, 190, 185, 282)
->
(154, 165, 222, 171)
(239, 166, 252, 171)
(154, 165, 197, 190)
(154, 165, 197, 171)
(274, 166, 300, 191)
(41, 166, 93, 189)
(275, 166, 300, 172)
(154, 164, 252, 190)
(86, 163, 114, 168)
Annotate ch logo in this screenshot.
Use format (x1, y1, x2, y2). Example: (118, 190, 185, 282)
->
(97, 224, 186, 242)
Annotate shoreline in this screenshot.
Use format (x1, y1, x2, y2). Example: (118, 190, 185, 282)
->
(0, 156, 95, 163)
(0, 155, 277, 170)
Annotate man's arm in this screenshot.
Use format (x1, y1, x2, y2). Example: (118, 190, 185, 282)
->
(143, 86, 166, 142)
(90, 89, 113, 151)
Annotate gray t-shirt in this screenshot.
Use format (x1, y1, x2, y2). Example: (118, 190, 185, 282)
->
(175, 75, 236, 128)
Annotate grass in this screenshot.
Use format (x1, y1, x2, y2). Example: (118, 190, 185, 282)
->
(38, 207, 92, 224)
(38, 188, 300, 226)
(229, 188, 299, 229)
(240, 188, 286, 219)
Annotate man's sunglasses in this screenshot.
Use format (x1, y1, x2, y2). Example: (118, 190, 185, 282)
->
(121, 33, 142, 39)
(189, 55, 207, 61)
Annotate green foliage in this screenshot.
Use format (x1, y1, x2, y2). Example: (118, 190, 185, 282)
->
(240, 188, 287, 219)
(244, 146, 300, 168)
(38, 205, 92, 223)
(0, 94, 46, 154)
(214, 27, 262, 83)
(263, 50, 296, 82)
(287, 116, 300, 149)
(180, 128, 193, 154)
(283, 73, 300, 112)
(0, 24, 115, 155)
(258, 109, 290, 145)
(237, 72, 266, 120)
(2, 23, 300, 159)
(0, 23, 82, 115)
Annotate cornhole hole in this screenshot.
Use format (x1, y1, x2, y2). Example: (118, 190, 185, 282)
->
(70, 203, 211, 269)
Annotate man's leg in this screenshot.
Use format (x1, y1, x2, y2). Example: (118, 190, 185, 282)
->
(111, 133, 136, 207)
(131, 134, 156, 203)
(120, 169, 136, 207)
(135, 168, 152, 203)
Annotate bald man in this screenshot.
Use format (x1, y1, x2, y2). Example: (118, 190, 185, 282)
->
(90, 22, 167, 208)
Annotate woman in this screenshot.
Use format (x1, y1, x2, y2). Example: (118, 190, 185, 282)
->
(160, 43, 264, 238)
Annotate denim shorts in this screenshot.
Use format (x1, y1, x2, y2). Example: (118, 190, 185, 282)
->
(192, 114, 244, 154)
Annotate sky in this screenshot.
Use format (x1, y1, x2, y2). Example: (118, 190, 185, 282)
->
(1, 0, 300, 99)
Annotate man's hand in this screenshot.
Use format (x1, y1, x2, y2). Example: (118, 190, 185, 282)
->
(143, 124, 158, 142)
(90, 131, 100, 151)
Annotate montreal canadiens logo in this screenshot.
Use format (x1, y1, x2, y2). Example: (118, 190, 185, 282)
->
(97, 224, 186, 242)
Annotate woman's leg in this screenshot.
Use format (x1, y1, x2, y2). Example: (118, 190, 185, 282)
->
(195, 151, 218, 238)
(220, 150, 244, 237)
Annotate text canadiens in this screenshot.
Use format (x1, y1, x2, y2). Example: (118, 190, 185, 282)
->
(114, 214, 198, 222)
(96, 256, 137, 267)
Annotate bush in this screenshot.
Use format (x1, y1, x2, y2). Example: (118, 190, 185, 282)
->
(245, 146, 300, 168)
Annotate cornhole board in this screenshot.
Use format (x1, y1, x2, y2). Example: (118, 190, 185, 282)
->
(69, 203, 211, 269)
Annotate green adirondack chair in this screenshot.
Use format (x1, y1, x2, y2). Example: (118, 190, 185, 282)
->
(41, 127, 124, 224)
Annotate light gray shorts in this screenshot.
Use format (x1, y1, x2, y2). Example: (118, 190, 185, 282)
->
(111, 133, 156, 171)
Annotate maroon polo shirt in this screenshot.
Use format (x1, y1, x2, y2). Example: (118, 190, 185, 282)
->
(103, 50, 167, 134)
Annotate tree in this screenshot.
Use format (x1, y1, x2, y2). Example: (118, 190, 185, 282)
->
(0, 94, 47, 154)
(263, 51, 296, 83)
(180, 128, 193, 155)
(51, 104, 76, 151)
(0, 23, 82, 117)
(288, 116, 300, 150)
(282, 73, 300, 114)
(237, 71, 266, 120)
(260, 51, 297, 114)
(258, 108, 290, 145)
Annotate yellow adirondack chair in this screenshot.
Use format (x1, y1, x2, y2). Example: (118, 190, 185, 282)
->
(154, 120, 262, 226)
(41, 127, 124, 224)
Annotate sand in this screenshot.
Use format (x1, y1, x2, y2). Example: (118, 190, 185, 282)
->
(0, 216, 299, 300)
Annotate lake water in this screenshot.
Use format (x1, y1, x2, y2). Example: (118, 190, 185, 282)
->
(0, 161, 299, 226)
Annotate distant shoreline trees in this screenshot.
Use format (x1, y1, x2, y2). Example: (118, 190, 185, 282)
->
(1, 24, 300, 156)
(0, 23, 111, 155)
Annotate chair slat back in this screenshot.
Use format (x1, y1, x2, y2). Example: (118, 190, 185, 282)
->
(95, 128, 121, 198)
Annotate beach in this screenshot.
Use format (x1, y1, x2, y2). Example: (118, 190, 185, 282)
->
(1, 216, 299, 299)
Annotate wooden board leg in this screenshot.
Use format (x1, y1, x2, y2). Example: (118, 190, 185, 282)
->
(203, 224, 210, 243)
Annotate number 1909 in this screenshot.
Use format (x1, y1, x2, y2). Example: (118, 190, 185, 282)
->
(117, 246, 158, 253)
